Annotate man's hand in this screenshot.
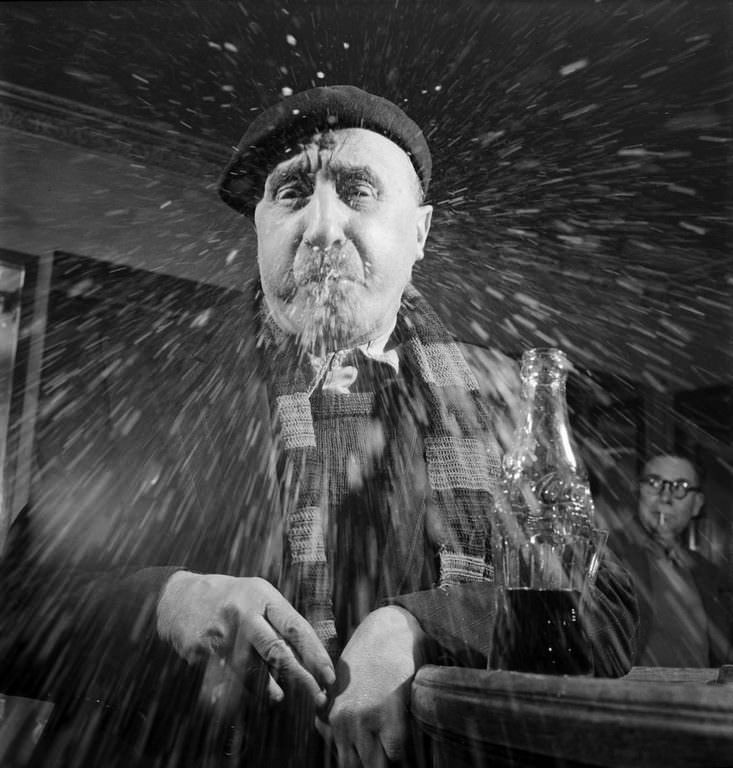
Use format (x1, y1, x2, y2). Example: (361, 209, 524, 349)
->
(157, 571, 335, 710)
(319, 606, 428, 767)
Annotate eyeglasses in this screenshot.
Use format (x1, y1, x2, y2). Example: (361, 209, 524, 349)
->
(640, 474, 701, 500)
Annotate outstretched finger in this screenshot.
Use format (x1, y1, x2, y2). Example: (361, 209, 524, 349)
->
(239, 613, 329, 706)
(264, 600, 336, 688)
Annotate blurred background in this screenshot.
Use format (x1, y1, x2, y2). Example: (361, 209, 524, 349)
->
(0, 1, 730, 566)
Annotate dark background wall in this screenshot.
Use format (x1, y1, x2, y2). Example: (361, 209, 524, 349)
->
(1, 1, 730, 378)
(0, 0, 730, 566)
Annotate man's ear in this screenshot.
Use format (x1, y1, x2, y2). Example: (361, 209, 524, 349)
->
(691, 491, 705, 518)
(415, 204, 433, 262)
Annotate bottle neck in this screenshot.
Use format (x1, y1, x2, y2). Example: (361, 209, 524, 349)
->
(519, 375, 580, 473)
(502, 348, 596, 534)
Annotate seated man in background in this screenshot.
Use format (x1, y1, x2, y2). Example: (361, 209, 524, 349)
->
(611, 452, 732, 667)
(0, 85, 638, 768)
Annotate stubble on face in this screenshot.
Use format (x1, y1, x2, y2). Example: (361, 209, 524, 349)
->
(275, 276, 367, 353)
(256, 128, 427, 354)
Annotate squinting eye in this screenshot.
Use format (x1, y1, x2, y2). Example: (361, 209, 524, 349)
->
(274, 183, 311, 203)
(343, 182, 376, 203)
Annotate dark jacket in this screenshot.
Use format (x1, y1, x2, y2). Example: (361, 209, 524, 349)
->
(610, 522, 732, 667)
(0, 267, 639, 767)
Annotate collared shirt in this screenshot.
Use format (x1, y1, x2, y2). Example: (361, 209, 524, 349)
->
(308, 321, 399, 394)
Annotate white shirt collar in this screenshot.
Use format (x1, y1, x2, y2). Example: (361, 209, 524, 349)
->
(307, 318, 400, 394)
(354, 318, 399, 372)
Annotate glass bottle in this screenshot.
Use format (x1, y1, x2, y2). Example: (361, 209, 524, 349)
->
(490, 347, 604, 675)
(503, 347, 596, 545)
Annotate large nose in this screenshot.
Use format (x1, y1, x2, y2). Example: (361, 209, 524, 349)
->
(302, 182, 347, 252)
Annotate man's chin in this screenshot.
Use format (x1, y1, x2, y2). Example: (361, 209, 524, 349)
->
(300, 322, 357, 354)
(287, 302, 361, 353)
(651, 527, 678, 546)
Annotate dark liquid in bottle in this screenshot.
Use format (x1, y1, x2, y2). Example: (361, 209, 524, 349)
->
(490, 589, 593, 675)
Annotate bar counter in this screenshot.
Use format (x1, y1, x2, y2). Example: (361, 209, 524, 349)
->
(411, 665, 733, 768)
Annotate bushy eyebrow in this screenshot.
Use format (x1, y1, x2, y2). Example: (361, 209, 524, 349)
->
(333, 166, 381, 189)
(266, 158, 383, 196)
(266, 166, 311, 196)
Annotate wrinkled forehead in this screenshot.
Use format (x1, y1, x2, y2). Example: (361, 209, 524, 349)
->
(643, 456, 698, 484)
(265, 127, 418, 185)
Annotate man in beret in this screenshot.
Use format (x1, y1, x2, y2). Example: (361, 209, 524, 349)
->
(0, 85, 637, 768)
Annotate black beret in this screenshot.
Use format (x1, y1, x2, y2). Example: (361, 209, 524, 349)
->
(218, 85, 432, 217)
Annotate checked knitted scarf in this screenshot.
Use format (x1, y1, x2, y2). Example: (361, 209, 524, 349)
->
(258, 283, 501, 656)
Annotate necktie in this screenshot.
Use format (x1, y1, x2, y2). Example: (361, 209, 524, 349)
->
(308, 346, 399, 394)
